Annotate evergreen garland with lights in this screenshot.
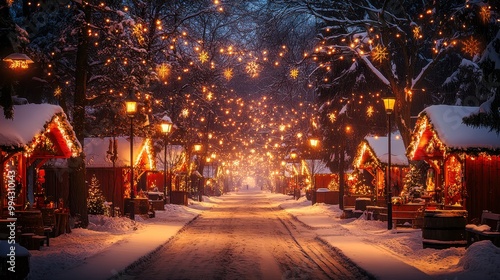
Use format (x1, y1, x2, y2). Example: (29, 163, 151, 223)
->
(87, 174, 106, 215)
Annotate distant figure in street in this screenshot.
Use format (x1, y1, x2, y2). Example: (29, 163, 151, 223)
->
(246, 184, 249, 190)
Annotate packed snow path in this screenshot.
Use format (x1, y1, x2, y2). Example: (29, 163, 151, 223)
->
(120, 189, 372, 279)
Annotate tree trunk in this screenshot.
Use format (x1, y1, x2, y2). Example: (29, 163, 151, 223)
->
(68, 3, 91, 228)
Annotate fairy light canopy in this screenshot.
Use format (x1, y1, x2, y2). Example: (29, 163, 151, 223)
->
(0, 104, 81, 158)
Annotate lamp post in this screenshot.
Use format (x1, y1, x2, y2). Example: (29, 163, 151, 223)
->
(382, 96, 396, 230)
(161, 117, 173, 204)
(125, 91, 137, 220)
(309, 137, 319, 204)
(290, 150, 299, 200)
(193, 143, 202, 201)
(2, 53, 34, 70)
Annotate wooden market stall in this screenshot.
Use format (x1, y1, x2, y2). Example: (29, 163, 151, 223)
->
(353, 132, 409, 205)
(407, 105, 500, 222)
(304, 159, 339, 204)
(83, 137, 156, 215)
(0, 104, 81, 215)
(0, 104, 81, 248)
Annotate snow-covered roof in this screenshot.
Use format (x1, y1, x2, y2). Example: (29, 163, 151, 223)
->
(0, 104, 81, 156)
(354, 132, 409, 168)
(408, 105, 500, 160)
(84, 137, 154, 168)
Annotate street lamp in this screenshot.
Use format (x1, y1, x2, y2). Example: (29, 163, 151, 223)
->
(2, 53, 34, 70)
(382, 96, 396, 230)
(309, 137, 319, 204)
(289, 150, 300, 200)
(125, 91, 137, 220)
(193, 143, 203, 201)
(160, 116, 173, 204)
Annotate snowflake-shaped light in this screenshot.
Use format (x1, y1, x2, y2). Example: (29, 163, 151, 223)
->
(328, 112, 336, 123)
(206, 91, 213, 101)
(199, 51, 209, 63)
(412, 26, 422, 39)
(224, 68, 234, 80)
(371, 44, 388, 63)
(181, 108, 189, 117)
(289, 68, 299, 79)
(157, 63, 170, 80)
(480, 6, 490, 23)
(246, 61, 260, 78)
(366, 106, 374, 117)
(133, 23, 145, 45)
(462, 37, 480, 57)
(54, 86, 62, 97)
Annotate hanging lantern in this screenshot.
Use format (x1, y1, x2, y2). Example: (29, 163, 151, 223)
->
(3, 53, 34, 69)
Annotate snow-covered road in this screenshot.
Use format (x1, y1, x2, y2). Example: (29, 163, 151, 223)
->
(121, 190, 371, 280)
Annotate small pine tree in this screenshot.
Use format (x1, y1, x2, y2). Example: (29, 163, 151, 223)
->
(402, 163, 426, 201)
(87, 174, 106, 215)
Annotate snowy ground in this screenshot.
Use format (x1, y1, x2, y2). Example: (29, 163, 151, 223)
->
(22, 189, 500, 279)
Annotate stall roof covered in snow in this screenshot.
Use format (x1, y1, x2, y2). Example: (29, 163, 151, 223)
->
(408, 105, 500, 160)
(84, 137, 154, 169)
(354, 132, 409, 168)
(0, 104, 81, 156)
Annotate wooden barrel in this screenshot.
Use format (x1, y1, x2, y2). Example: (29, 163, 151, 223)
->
(422, 210, 467, 249)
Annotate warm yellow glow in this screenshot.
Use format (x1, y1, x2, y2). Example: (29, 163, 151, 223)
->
(223, 68, 233, 80)
(382, 97, 396, 114)
(309, 137, 319, 148)
(3, 53, 34, 69)
(371, 44, 388, 63)
(161, 120, 173, 134)
(125, 100, 137, 116)
(193, 143, 202, 152)
(246, 61, 259, 78)
(199, 51, 209, 63)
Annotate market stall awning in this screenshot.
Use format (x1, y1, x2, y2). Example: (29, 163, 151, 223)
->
(407, 105, 500, 160)
(0, 104, 81, 158)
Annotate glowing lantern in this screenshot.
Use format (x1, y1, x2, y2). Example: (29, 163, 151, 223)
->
(3, 53, 34, 69)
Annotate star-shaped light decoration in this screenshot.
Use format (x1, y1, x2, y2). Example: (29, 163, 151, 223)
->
(366, 106, 374, 117)
(181, 108, 189, 117)
(206, 91, 213, 101)
(224, 68, 234, 80)
(133, 23, 145, 45)
(328, 112, 336, 123)
(199, 51, 209, 63)
(157, 63, 170, 80)
(289, 68, 299, 79)
(371, 44, 388, 63)
(480, 6, 490, 23)
(462, 37, 480, 57)
(54, 86, 62, 97)
(412, 26, 422, 39)
(246, 61, 260, 78)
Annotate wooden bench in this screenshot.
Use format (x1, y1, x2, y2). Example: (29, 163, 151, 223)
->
(466, 211, 500, 247)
